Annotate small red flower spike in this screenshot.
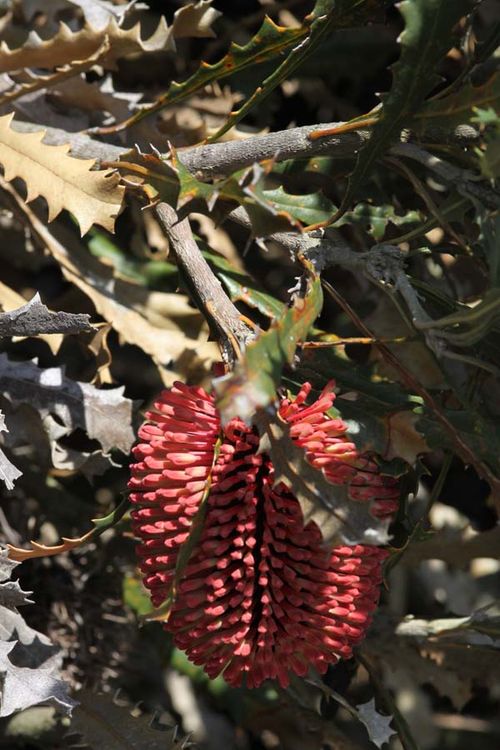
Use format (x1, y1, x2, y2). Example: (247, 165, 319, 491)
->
(129, 382, 399, 688)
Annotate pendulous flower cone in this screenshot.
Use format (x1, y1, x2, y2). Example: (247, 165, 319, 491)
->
(129, 381, 400, 688)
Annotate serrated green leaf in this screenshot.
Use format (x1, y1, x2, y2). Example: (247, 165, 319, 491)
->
(169, 150, 302, 236)
(261, 186, 336, 225)
(334, 202, 423, 241)
(337, 0, 475, 215)
(111, 16, 306, 131)
(208, 0, 387, 142)
(214, 273, 323, 423)
(121, 148, 302, 236)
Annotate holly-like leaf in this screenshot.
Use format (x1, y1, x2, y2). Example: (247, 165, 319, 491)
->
(0, 5, 220, 75)
(125, 147, 303, 237)
(336, 0, 475, 215)
(0, 549, 75, 717)
(255, 410, 391, 546)
(260, 186, 336, 226)
(0, 114, 124, 235)
(259, 191, 423, 239)
(61, 0, 137, 29)
(214, 272, 323, 423)
(171, 151, 302, 236)
(69, 691, 187, 750)
(0, 353, 135, 455)
(0, 641, 76, 717)
(0, 551, 31, 612)
(2, 177, 216, 382)
(334, 202, 423, 241)
(356, 699, 396, 749)
(0, 39, 111, 110)
(0, 410, 21, 491)
(171, 0, 222, 40)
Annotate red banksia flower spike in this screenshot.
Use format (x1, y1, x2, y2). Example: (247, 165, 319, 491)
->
(129, 381, 400, 688)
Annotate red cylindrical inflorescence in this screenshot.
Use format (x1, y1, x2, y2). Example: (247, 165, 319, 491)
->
(129, 381, 399, 688)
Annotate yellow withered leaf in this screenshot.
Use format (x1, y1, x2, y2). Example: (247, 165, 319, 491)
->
(0, 3, 221, 75)
(0, 17, 172, 73)
(0, 113, 124, 234)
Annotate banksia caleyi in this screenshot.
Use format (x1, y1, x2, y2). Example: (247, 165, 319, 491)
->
(129, 382, 399, 688)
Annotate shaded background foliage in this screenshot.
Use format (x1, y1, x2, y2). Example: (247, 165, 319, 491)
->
(0, 0, 498, 748)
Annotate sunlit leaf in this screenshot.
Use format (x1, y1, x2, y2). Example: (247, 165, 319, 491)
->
(0, 114, 124, 234)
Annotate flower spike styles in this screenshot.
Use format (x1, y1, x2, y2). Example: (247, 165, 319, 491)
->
(129, 381, 399, 689)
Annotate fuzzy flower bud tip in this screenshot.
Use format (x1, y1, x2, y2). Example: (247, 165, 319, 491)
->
(129, 382, 399, 688)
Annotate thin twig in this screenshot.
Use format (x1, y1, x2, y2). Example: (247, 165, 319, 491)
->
(154, 203, 252, 365)
(10, 118, 479, 179)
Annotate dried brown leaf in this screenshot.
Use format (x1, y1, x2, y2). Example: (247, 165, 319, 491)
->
(173, 0, 222, 39)
(85, 322, 113, 385)
(64, 0, 138, 30)
(0, 18, 172, 73)
(49, 75, 140, 122)
(0, 3, 220, 77)
(0, 37, 110, 108)
(1, 178, 218, 382)
(384, 410, 429, 465)
(0, 113, 124, 234)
